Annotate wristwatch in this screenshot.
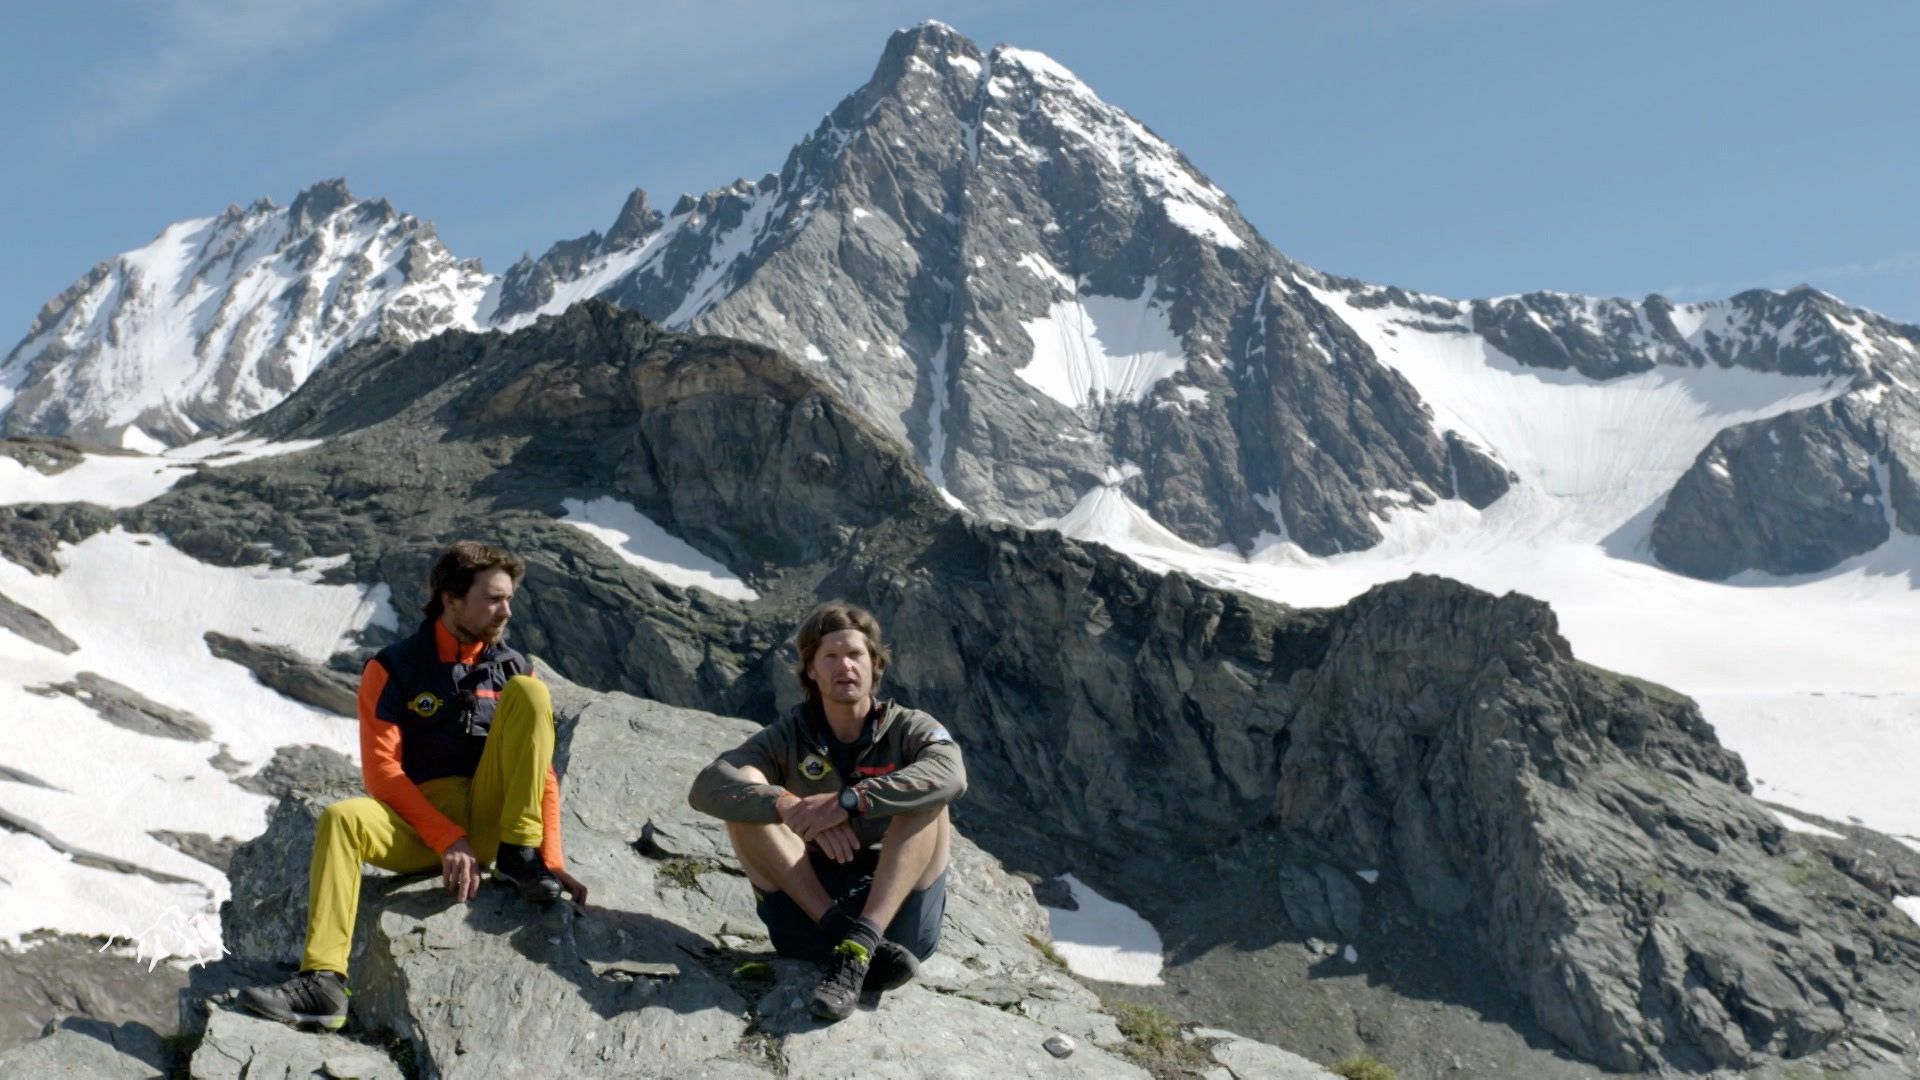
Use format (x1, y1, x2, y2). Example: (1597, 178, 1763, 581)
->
(837, 786, 863, 817)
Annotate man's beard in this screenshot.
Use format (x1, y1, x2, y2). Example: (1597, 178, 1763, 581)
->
(461, 617, 507, 644)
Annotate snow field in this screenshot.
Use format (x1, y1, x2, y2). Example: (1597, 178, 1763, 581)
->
(1045, 283, 1920, 852)
(0, 435, 322, 509)
(1015, 277, 1186, 409)
(558, 497, 759, 602)
(1041, 873, 1165, 985)
(0, 530, 389, 959)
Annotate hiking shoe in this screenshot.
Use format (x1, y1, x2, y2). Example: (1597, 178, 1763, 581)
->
(809, 939, 872, 1021)
(862, 940, 919, 994)
(494, 843, 562, 905)
(237, 969, 348, 1031)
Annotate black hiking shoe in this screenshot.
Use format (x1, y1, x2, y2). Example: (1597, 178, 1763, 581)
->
(494, 843, 562, 905)
(809, 939, 872, 1021)
(863, 940, 919, 994)
(237, 969, 349, 1031)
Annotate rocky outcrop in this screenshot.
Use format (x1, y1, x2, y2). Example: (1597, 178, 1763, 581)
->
(190, 1010, 403, 1080)
(0, 1015, 169, 1078)
(1648, 374, 1920, 578)
(183, 670, 1329, 1079)
(0, 587, 77, 653)
(0, 937, 187, 1061)
(1472, 286, 1920, 382)
(510, 24, 1508, 553)
(69, 303, 1920, 1073)
(28, 671, 213, 741)
(204, 632, 359, 717)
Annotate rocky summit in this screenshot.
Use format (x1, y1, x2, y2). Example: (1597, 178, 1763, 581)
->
(8, 301, 1919, 1076)
(188, 668, 1337, 1080)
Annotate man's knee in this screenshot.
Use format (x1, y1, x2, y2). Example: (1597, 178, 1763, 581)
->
(501, 674, 550, 716)
(315, 798, 377, 848)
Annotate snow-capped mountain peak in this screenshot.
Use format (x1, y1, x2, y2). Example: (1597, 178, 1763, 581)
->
(0, 179, 491, 449)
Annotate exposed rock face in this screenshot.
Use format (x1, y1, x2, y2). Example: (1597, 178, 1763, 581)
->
(0, 587, 77, 653)
(0, 1015, 170, 1078)
(1652, 385, 1920, 578)
(29, 671, 213, 741)
(1470, 285, 1919, 381)
(187, 672, 1312, 1079)
(0, 938, 187, 1060)
(203, 632, 359, 717)
(190, 1010, 402, 1080)
(5, 27, 1508, 557)
(18, 25, 1920, 578)
(496, 24, 1506, 554)
(1447, 284, 1920, 578)
(102, 304, 1920, 1074)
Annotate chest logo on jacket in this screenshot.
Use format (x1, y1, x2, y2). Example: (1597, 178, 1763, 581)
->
(407, 692, 445, 718)
(799, 754, 831, 782)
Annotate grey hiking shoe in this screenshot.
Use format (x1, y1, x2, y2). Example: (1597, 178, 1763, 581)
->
(863, 940, 919, 994)
(237, 969, 349, 1031)
(809, 939, 872, 1021)
(494, 842, 562, 905)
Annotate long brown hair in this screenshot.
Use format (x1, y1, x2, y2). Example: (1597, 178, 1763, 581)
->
(422, 541, 526, 621)
(793, 601, 891, 704)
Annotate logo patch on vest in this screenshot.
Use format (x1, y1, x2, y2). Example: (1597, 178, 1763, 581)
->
(407, 692, 444, 718)
(799, 754, 831, 781)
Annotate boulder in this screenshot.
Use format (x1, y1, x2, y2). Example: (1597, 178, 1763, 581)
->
(191, 671, 1294, 1078)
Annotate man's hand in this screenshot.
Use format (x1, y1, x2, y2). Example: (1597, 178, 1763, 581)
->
(811, 822, 860, 864)
(441, 838, 480, 902)
(553, 868, 590, 907)
(777, 791, 848, 840)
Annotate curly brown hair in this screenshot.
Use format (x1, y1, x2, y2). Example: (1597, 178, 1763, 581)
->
(793, 600, 891, 704)
(422, 541, 526, 621)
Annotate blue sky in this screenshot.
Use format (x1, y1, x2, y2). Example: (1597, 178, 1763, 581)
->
(4, 0, 1916, 343)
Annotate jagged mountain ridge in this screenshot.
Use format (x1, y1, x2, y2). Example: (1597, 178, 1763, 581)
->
(6, 22, 1920, 578)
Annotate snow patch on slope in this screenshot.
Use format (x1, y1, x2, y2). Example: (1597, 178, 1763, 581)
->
(994, 47, 1240, 251)
(0, 530, 387, 960)
(1041, 872, 1164, 986)
(559, 497, 758, 601)
(0, 436, 321, 508)
(1015, 278, 1186, 409)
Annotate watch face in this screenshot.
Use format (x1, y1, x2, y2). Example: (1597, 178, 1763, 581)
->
(839, 788, 859, 810)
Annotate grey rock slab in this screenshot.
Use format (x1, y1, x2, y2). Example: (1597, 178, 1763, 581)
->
(0, 587, 78, 653)
(204, 631, 359, 717)
(30, 670, 212, 741)
(758, 977, 1150, 1079)
(1192, 1028, 1339, 1079)
(191, 1009, 401, 1079)
(0, 1016, 169, 1078)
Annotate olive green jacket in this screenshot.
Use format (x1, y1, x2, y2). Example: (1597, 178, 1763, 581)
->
(687, 700, 966, 850)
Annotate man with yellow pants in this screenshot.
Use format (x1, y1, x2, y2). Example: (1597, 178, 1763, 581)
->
(240, 541, 588, 1030)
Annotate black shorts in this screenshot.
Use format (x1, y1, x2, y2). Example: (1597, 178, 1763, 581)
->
(754, 847, 948, 963)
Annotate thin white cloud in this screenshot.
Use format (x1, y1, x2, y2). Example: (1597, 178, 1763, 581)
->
(1659, 250, 1920, 304)
(71, 0, 394, 152)
(325, 0, 1006, 160)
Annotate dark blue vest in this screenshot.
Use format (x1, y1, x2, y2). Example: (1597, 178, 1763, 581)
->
(370, 621, 530, 784)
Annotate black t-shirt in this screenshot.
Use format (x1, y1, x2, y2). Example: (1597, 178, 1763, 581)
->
(809, 700, 878, 787)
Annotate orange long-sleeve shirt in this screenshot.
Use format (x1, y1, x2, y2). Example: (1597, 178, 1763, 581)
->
(357, 624, 564, 869)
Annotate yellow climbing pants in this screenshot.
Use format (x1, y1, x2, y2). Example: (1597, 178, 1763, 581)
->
(300, 675, 553, 975)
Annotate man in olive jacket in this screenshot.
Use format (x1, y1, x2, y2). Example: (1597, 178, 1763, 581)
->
(688, 600, 964, 1022)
